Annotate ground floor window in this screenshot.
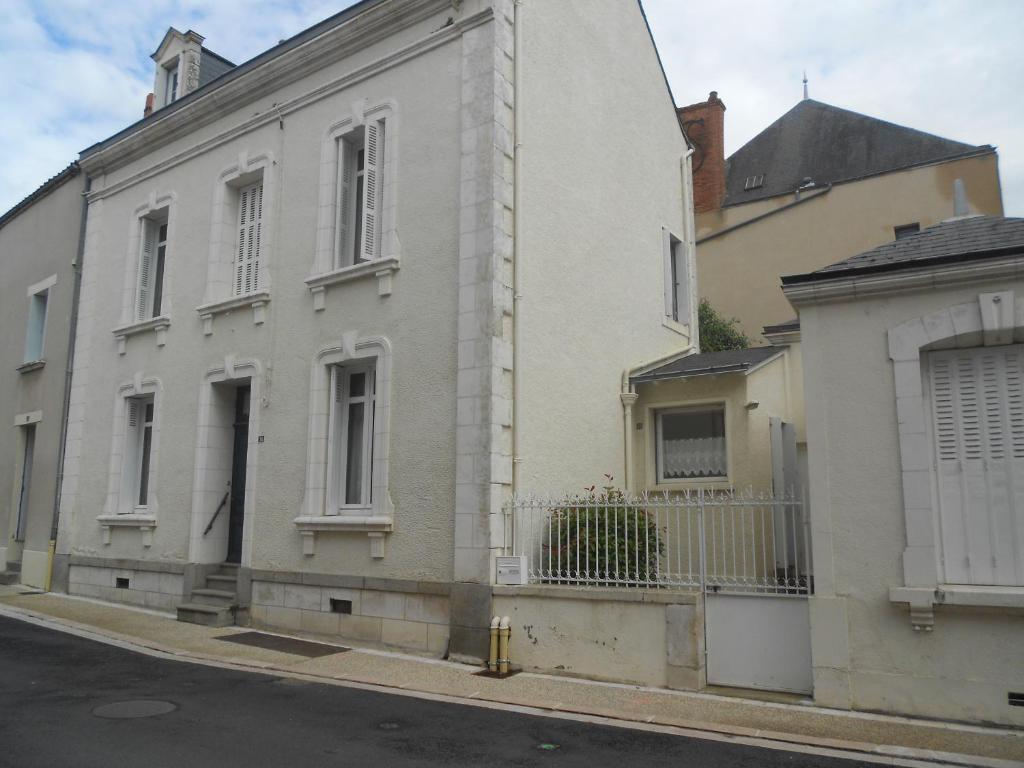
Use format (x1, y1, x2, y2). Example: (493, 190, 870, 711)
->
(655, 406, 727, 481)
(328, 362, 376, 510)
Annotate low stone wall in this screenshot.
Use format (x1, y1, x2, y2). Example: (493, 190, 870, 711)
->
(247, 570, 450, 655)
(67, 557, 186, 613)
(492, 585, 704, 689)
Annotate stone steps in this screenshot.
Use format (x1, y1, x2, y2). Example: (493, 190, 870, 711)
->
(176, 602, 235, 627)
(0, 572, 19, 586)
(176, 562, 240, 627)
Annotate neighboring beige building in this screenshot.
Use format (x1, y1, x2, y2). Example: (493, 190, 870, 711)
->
(0, 164, 85, 589)
(784, 215, 1024, 727)
(53, 0, 695, 663)
(682, 93, 1004, 342)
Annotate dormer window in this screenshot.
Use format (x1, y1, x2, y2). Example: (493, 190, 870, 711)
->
(165, 60, 180, 105)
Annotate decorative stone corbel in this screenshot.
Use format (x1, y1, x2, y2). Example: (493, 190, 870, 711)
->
(979, 290, 1014, 346)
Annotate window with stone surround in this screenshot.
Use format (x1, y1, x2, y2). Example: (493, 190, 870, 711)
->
(328, 362, 376, 510)
(307, 103, 398, 307)
(663, 229, 690, 326)
(134, 211, 169, 321)
(123, 394, 156, 513)
(927, 344, 1024, 586)
(655, 406, 727, 482)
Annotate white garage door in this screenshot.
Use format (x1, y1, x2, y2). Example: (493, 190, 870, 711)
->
(929, 345, 1024, 586)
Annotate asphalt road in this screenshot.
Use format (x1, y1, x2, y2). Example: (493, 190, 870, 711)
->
(0, 615, 876, 768)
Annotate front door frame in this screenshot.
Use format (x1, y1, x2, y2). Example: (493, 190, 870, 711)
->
(188, 358, 262, 567)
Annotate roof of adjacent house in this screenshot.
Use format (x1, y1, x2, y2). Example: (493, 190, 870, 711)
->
(0, 162, 80, 232)
(782, 215, 1024, 285)
(631, 345, 784, 384)
(724, 99, 993, 207)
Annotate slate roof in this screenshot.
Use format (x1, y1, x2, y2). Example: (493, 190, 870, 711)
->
(631, 346, 784, 384)
(0, 162, 80, 231)
(724, 99, 992, 207)
(782, 215, 1024, 285)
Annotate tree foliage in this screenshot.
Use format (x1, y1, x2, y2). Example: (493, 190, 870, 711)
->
(698, 298, 750, 352)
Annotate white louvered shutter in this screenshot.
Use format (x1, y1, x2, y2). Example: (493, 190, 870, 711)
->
(325, 367, 343, 514)
(136, 220, 156, 321)
(930, 346, 1024, 586)
(235, 182, 263, 296)
(359, 121, 381, 262)
(335, 138, 353, 267)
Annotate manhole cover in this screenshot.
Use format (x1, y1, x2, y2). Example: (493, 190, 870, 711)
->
(92, 700, 178, 719)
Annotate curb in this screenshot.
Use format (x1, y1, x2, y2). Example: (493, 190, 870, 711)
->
(0, 600, 1019, 768)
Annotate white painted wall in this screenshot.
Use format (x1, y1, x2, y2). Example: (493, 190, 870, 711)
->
(60, 5, 464, 583)
(798, 277, 1024, 726)
(514, 0, 695, 495)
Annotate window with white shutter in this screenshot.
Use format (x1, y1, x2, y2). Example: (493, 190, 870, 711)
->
(332, 119, 385, 269)
(121, 395, 156, 513)
(327, 362, 376, 511)
(23, 288, 49, 363)
(135, 217, 168, 321)
(929, 345, 1024, 586)
(234, 181, 264, 296)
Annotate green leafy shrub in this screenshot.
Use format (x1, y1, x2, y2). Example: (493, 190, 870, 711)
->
(543, 480, 663, 585)
(698, 298, 750, 352)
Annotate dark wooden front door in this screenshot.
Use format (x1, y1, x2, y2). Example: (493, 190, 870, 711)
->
(227, 386, 250, 563)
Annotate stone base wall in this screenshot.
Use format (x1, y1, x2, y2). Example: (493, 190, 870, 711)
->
(67, 559, 186, 613)
(248, 571, 450, 655)
(492, 586, 704, 689)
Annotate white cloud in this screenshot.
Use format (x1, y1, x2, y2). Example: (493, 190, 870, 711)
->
(643, 0, 1024, 215)
(1, 1, 1021, 217)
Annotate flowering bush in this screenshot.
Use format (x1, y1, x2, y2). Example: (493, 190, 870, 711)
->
(544, 478, 663, 584)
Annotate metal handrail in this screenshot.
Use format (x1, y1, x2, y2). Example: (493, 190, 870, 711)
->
(203, 487, 231, 536)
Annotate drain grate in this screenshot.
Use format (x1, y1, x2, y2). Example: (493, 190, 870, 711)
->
(215, 631, 349, 658)
(92, 700, 177, 719)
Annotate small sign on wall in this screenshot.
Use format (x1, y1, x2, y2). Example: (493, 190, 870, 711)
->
(495, 555, 528, 586)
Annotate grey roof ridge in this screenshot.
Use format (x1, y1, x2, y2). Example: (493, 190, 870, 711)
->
(720, 144, 995, 211)
(80, 0, 386, 159)
(781, 241, 1024, 286)
(728, 98, 981, 165)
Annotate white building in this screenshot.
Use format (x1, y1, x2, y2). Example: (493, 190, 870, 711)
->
(54, 0, 696, 661)
(784, 215, 1024, 726)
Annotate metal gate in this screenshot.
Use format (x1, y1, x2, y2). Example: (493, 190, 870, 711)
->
(699, 491, 813, 694)
(504, 488, 814, 693)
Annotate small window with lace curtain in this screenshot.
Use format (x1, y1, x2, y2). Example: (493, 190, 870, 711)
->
(655, 406, 727, 481)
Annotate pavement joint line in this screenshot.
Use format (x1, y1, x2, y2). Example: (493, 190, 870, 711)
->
(0, 601, 1018, 768)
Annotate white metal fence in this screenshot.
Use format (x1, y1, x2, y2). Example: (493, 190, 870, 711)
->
(503, 489, 812, 594)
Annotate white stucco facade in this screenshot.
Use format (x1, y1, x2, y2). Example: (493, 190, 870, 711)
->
(55, 0, 694, 659)
(788, 256, 1024, 727)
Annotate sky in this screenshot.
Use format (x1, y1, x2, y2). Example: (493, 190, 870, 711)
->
(1, 0, 1022, 216)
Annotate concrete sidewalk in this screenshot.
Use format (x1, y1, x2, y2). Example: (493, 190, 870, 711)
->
(1, 588, 1020, 766)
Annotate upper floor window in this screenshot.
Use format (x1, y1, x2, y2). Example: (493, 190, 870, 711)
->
(23, 276, 55, 364)
(135, 213, 168, 321)
(335, 119, 385, 268)
(664, 230, 689, 325)
(234, 180, 264, 296)
(165, 60, 180, 105)
(894, 222, 920, 240)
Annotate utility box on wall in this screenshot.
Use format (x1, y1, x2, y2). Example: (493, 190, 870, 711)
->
(495, 556, 528, 586)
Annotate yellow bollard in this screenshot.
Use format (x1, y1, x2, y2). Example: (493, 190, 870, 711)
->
(488, 616, 500, 672)
(498, 616, 511, 675)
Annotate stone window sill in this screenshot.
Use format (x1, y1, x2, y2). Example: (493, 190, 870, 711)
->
(113, 316, 171, 354)
(97, 513, 157, 547)
(305, 257, 399, 310)
(889, 584, 1024, 631)
(293, 514, 393, 558)
(662, 316, 692, 338)
(17, 359, 45, 373)
(196, 291, 270, 334)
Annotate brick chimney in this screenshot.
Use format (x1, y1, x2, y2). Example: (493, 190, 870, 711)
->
(143, 92, 155, 118)
(678, 91, 726, 213)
